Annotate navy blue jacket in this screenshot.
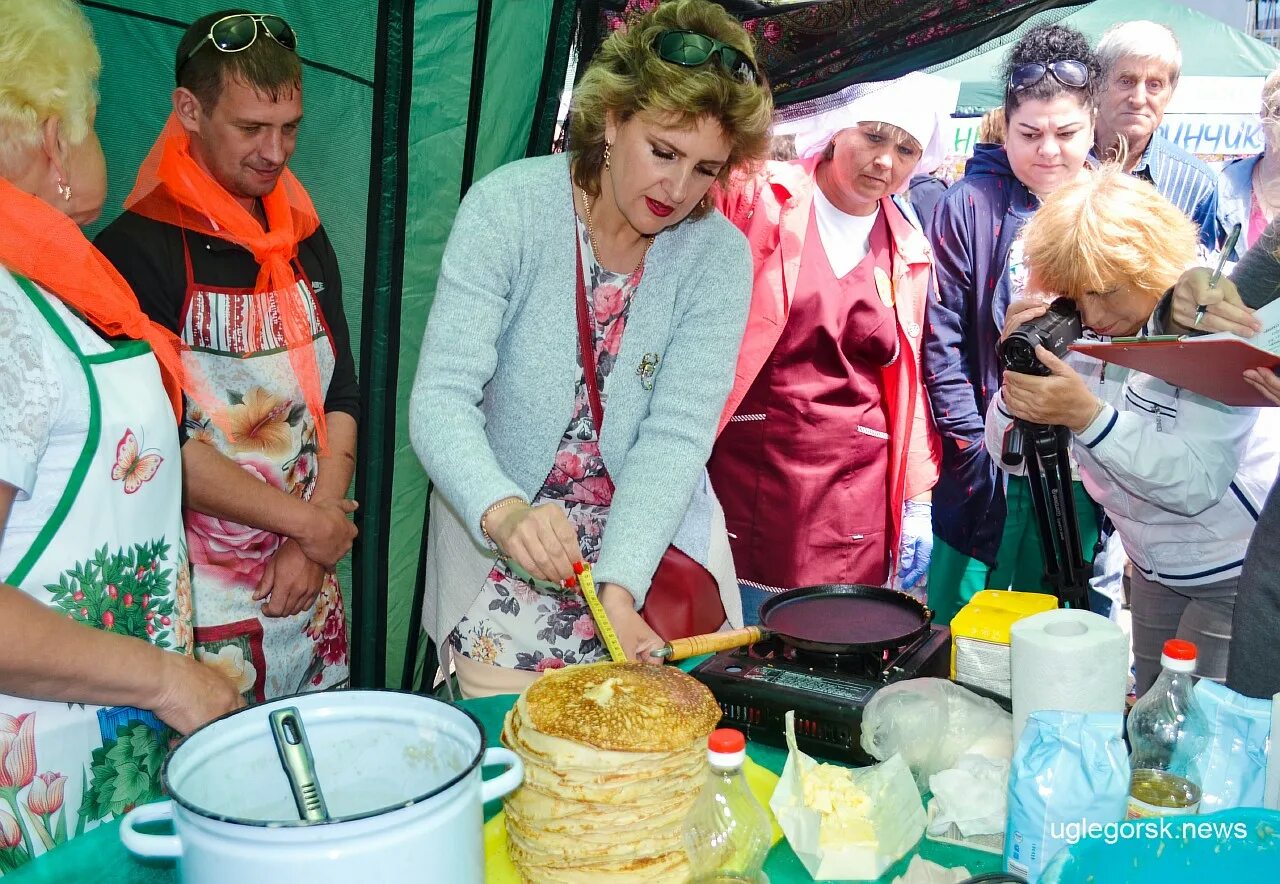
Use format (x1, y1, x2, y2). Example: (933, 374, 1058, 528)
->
(923, 145, 1039, 565)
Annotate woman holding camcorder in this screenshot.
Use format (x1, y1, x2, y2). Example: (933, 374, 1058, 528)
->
(986, 167, 1280, 698)
(923, 24, 1103, 623)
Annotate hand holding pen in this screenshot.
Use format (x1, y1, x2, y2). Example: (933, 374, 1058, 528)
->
(1194, 223, 1242, 328)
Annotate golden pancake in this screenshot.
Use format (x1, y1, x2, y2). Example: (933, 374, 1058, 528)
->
(521, 662, 721, 752)
(502, 663, 722, 882)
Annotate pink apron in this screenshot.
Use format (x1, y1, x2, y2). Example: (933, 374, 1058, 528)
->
(709, 208, 898, 590)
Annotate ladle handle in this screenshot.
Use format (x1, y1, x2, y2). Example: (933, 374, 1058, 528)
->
(269, 707, 330, 822)
(654, 627, 766, 661)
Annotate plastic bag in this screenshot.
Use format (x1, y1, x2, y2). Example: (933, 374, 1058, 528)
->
(1004, 711, 1129, 883)
(861, 677, 1013, 789)
(890, 855, 971, 884)
(1184, 679, 1272, 813)
(927, 753, 1008, 838)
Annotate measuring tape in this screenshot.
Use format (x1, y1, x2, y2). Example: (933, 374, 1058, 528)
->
(574, 561, 628, 663)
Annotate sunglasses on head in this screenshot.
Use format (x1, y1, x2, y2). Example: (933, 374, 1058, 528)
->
(1009, 59, 1090, 92)
(1008, 59, 1090, 93)
(179, 13, 298, 76)
(654, 30, 759, 86)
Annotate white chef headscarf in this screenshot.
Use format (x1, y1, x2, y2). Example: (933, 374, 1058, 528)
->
(773, 71, 956, 192)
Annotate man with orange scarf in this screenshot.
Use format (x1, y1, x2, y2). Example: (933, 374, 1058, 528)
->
(96, 11, 359, 701)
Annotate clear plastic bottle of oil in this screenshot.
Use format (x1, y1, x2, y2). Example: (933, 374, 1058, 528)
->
(683, 729, 771, 883)
(1125, 639, 1209, 817)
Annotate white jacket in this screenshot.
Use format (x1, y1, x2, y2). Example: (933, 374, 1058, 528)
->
(985, 351, 1280, 587)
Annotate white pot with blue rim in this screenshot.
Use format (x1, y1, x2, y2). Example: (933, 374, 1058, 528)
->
(119, 690, 523, 883)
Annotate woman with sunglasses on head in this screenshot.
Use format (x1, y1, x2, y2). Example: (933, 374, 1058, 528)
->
(707, 74, 949, 622)
(0, 1, 242, 865)
(410, 0, 771, 697)
(923, 25, 1103, 624)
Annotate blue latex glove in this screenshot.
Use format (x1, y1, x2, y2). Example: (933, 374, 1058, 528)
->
(897, 500, 933, 589)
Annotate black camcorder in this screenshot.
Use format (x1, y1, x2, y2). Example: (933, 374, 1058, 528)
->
(997, 299, 1082, 376)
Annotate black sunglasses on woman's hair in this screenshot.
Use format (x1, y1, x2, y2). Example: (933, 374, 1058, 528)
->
(1008, 59, 1090, 92)
(178, 13, 298, 78)
(654, 30, 759, 85)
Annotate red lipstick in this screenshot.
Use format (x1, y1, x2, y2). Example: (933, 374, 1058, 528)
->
(646, 197, 674, 218)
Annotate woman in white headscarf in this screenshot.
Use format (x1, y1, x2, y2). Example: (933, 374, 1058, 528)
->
(708, 73, 948, 623)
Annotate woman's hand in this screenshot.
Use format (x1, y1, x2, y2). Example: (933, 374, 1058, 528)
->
(1002, 346, 1101, 432)
(486, 499, 581, 583)
(1001, 298, 1052, 342)
(1243, 367, 1280, 406)
(896, 499, 933, 590)
(151, 651, 245, 735)
(1169, 267, 1260, 336)
(600, 583, 665, 664)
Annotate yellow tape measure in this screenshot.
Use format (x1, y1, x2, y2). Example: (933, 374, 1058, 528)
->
(574, 561, 627, 663)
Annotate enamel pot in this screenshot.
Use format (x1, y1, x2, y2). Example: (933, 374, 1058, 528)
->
(120, 690, 522, 883)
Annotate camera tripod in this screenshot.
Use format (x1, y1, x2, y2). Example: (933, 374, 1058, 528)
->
(1001, 419, 1092, 611)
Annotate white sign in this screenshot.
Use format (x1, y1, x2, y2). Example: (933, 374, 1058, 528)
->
(949, 113, 1265, 159)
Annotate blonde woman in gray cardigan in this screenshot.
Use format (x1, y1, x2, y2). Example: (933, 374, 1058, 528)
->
(409, 0, 772, 697)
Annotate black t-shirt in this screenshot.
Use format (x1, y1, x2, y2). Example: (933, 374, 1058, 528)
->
(94, 210, 360, 439)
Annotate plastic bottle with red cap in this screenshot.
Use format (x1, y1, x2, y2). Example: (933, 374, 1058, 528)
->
(1125, 639, 1210, 818)
(682, 728, 771, 883)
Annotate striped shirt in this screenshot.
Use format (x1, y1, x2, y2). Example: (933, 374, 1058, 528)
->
(1091, 133, 1220, 249)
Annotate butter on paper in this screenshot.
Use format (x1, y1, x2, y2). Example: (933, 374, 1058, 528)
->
(770, 710, 925, 881)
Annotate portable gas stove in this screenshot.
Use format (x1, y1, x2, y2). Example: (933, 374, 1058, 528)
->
(690, 625, 951, 765)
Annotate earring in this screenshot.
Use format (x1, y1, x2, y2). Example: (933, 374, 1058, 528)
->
(603, 142, 612, 171)
(57, 180, 72, 201)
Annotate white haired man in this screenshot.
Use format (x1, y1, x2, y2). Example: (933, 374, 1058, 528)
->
(1093, 20, 1218, 247)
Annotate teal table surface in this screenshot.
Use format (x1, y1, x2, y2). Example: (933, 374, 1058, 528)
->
(5, 694, 1001, 883)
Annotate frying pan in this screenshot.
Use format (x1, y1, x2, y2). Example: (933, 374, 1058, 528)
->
(653, 583, 933, 661)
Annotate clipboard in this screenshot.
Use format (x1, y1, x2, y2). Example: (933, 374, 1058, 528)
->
(1070, 337, 1280, 407)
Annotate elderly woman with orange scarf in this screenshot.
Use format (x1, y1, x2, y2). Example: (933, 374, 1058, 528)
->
(0, 0, 241, 866)
(709, 74, 947, 623)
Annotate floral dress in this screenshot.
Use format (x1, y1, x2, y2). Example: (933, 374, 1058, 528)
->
(449, 220, 639, 671)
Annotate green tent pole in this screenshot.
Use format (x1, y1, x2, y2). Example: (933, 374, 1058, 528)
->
(526, 0, 577, 157)
(352, 0, 416, 689)
(459, 0, 496, 197)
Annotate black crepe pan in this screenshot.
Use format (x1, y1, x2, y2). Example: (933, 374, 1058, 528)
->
(652, 583, 933, 661)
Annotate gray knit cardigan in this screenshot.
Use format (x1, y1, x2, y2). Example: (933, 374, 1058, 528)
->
(409, 152, 752, 636)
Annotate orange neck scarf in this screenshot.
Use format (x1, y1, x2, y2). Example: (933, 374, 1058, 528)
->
(125, 115, 328, 450)
(0, 175, 186, 419)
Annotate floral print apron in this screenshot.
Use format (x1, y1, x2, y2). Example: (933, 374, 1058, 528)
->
(0, 276, 192, 874)
(448, 222, 638, 671)
(177, 233, 348, 702)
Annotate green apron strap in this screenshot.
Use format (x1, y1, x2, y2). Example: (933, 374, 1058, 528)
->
(4, 275, 103, 587)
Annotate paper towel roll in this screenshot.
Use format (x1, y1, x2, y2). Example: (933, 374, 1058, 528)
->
(1010, 608, 1129, 744)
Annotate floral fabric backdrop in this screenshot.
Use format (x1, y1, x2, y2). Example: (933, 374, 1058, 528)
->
(583, 0, 1088, 106)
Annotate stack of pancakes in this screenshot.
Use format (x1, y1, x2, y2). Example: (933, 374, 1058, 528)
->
(502, 662, 723, 883)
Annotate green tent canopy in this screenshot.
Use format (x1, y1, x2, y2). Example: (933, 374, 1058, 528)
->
(77, 0, 1084, 691)
(934, 0, 1280, 115)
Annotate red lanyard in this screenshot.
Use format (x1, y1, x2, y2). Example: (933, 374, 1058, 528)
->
(574, 231, 607, 432)
(573, 230, 618, 495)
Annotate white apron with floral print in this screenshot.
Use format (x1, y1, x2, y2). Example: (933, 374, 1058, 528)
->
(0, 276, 193, 874)
(449, 222, 639, 671)
(178, 235, 348, 702)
